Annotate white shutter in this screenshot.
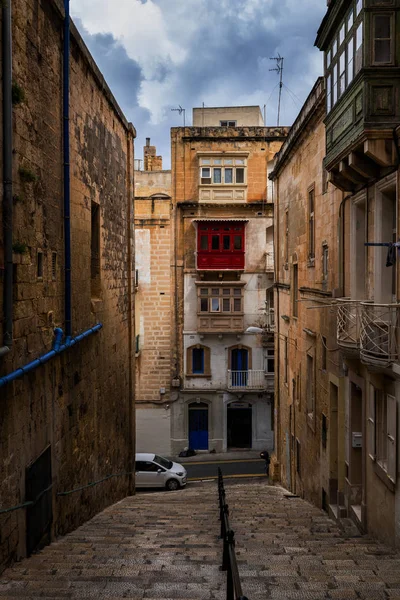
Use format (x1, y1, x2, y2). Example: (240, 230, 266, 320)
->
(387, 394, 397, 483)
(368, 384, 376, 460)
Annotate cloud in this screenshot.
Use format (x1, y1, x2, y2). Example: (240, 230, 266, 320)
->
(71, 0, 328, 168)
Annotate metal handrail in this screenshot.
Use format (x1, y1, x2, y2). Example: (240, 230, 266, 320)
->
(218, 468, 248, 600)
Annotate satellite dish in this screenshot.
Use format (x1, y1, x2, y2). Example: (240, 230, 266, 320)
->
(245, 326, 264, 334)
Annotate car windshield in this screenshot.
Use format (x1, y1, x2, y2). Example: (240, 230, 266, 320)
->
(154, 455, 172, 469)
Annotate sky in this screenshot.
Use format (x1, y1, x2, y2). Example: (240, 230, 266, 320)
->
(71, 0, 327, 169)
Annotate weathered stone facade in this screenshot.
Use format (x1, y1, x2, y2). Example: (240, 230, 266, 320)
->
(271, 79, 342, 507)
(0, 0, 135, 570)
(134, 150, 172, 455)
(170, 116, 288, 455)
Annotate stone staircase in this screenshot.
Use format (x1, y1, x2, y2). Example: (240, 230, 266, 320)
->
(1, 480, 400, 599)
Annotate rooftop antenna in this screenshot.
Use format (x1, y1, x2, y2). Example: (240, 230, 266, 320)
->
(171, 105, 186, 127)
(263, 104, 266, 126)
(269, 54, 284, 126)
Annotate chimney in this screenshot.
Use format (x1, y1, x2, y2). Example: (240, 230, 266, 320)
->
(146, 137, 150, 147)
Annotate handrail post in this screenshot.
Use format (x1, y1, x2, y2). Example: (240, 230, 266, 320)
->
(226, 529, 235, 600)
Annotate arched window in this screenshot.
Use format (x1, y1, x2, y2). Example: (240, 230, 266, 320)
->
(186, 344, 211, 377)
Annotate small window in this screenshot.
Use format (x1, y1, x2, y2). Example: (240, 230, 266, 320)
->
(322, 244, 329, 282)
(51, 252, 57, 280)
(347, 37, 354, 84)
(326, 74, 332, 112)
(220, 120, 236, 127)
(200, 288, 208, 296)
(200, 235, 208, 250)
(201, 167, 212, 184)
(347, 8, 354, 31)
(223, 298, 230, 311)
(292, 264, 298, 317)
(200, 298, 208, 312)
(373, 14, 392, 63)
(223, 236, 230, 250)
(339, 51, 346, 97)
(213, 168, 222, 184)
(211, 298, 220, 312)
(308, 187, 315, 261)
(234, 236, 242, 250)
(91, 201, 101, 296)
(233, 298, 241, 312)
(211, 236, 220, 250)
(322, 337, 327, 370)
(307, 354, 315, 418)
(333, 63, 338, 104)
(355, 22, 363, 73)
(236, 168, 245, 184)
(225, 168, 233, 184)
(339, 22, 345, 45)
(37, 251, 43, 279)
(332, 37, 338, 58)
(322, 414, 327, 449)
(356, 0, 362, 16)
(192, 348, 205, 374)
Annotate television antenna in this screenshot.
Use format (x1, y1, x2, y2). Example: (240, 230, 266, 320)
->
(269, 54, 284, 126)
(171, 105, 186, 127)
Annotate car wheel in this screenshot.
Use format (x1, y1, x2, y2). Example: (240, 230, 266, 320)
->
(166, 478, 179, 491)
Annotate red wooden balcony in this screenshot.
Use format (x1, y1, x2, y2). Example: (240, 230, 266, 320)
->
(196, 221, 246, 271)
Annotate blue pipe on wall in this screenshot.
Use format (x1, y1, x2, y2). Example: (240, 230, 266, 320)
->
(63, 0, 72, 338)
(0, 325, 102, 388)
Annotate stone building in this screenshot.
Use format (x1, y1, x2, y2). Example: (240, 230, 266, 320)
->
(169, 108, 288, 455)
(0, 0, 135, 569)
(315, 0, 400, 546)
(273, 0, 400, 548)
(270, 79, 342, 507)
(134, 141, 172, 455)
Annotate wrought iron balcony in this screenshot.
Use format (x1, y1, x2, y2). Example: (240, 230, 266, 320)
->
(336, 299, 362, 355)
(360, 303, 400, 369)
(227, 370, 267, 391)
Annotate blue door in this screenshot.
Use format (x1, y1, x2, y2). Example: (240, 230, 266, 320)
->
(189, 403, 209, 450)
(231, 348, 248, 387)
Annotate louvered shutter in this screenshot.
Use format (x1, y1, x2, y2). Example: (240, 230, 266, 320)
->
(387, 394, 397, 483)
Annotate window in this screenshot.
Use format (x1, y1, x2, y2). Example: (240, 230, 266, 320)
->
(51, 252, 57, 280)
(325, 1, 363, 113)
(37, 251, 43, 279)
(322, 414, 328, 449)
(292, 264, 298, 317)
(322, 244, 329, 283)
(199, 156, 247, 185)
(296, 439, 301, 475)
(91, 201, 100, 297)
(187, 344, 211, 377)
(284, 337, 288, 384)
(197, 222, 245, 270)
(308, 186, 315, 261)
(306, 354, 315, 418)
(321, 337, 327, 371)
(373, 14, 392, 63)
(265, 347, 274, 374)
(198, 287, 243, 314)
(371, 390, 396, 482)
(284, 210, 289, 265)
(355, 22, 363, 73)
(220, 120, 236, 127)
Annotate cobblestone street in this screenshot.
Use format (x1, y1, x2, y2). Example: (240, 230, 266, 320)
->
(1, 480, 400, 599)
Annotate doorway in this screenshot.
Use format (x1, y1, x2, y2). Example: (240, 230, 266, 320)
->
(329, 382, 339, 505)
(188, 402, 209, 450)
(349, 382, 363, 513)
(26, 446, 53, 556)
(227, 402, 252, 448)
(231, 348, 249, 387)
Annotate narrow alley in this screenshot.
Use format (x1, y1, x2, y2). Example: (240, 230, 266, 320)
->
(1, 480, 400, 600)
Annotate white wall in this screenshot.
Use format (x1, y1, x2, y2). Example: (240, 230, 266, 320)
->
(136, 408, 171, 456)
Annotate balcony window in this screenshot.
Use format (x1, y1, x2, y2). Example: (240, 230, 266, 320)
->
(197, 221, 246, 270)
(373, 14, 392, 64)
(355, 22, 363, 73)
(339, 51, 346, 97)
(356, 0, 362, 16)
(199, 156, 247, 185)
(187, 344, 211, 377)
(369, 386, 397, 483)
(198, 287, 243, 314)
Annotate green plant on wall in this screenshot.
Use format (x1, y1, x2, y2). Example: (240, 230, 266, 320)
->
(12, 241, 28, 254)
(12, 82, 25, 105)
(19, 166, 37, 183)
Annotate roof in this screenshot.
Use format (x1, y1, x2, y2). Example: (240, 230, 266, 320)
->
(136, 453, 156, 461)
(191, 218, 249, 223)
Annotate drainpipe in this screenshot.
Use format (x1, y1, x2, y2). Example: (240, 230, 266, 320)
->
(1, 0, 13, 356)
(63, 0, 72, 338)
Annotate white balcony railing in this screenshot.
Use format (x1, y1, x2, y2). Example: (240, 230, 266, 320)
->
(336, 299, 362, 353)
(227, 370, 267, 390)
(265, 252, 274, 273)
(265, 308, 275, 331)
(360, 303, 400, 368)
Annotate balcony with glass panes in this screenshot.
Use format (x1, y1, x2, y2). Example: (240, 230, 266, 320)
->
(316, 0, 399, 191)
(196, 221, 246, 270)
(198, 153, 248, 202)
(197, 283, 245, 333)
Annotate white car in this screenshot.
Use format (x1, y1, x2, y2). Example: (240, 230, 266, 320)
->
(135, 453, 187, 490)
